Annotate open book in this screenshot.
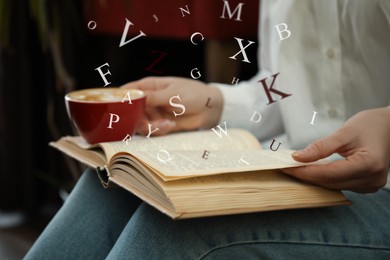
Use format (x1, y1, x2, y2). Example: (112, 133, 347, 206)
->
(50, 128, 350, 219)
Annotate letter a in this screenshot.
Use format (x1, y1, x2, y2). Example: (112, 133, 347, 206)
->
(259, 73, 292, 105)
(121, 91, 133, 104)
(119, 18, 146, 47)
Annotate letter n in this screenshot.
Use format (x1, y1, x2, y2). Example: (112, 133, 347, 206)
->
(179, 5, 190, 17)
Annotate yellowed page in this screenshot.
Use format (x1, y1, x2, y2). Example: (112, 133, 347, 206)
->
(64, 128, 260, 162)
(108, 168, 348, 219)
(126, 149, 327, 180)
(49, 139, 106, 168)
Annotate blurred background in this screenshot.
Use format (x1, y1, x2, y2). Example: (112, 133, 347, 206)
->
(0, 0, 259, 258)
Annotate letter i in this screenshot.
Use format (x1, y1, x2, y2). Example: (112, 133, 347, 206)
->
(310, 111, 318, 125)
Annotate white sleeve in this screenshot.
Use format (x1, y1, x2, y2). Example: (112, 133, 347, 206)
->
(211, 71, 284, 142)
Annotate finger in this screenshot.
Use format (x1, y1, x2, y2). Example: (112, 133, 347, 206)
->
(136, 119, 176, 136)
(320, 177, 383, 193)
(121, 77, 167, 91)
(282, 151, 372, 185)
(146, 87, 180, 107)
(144, 106, 166, 121)
(292, 131, 348, 163)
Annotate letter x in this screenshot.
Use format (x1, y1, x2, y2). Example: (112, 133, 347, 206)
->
(229, 37, 255, 63)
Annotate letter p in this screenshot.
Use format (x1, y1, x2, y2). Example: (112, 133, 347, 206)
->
(107, 113, 120, 129)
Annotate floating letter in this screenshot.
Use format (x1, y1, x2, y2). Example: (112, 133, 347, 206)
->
(95, 63, 112, 87)
(190, 68, 202, 79)
(269, 139, 281, 151)
(190, 32, 204, 45)
(121, 91, 133, 104)
(146, 50, 167, 74)
(122, 134, 132, 145)
(250, 111, 262, 123)
(157, 150, 175, 163)
(119, 18, 146, 47)
(310, 111, 318, 125)
(179, 4, 190, 17)
(107, 113, 120, 129)
(259, 73, 292, 105)
(87, 20, 97, 30)
(238, 156, 250, 165)
(274, 23, 291, 41)
(229, 37, 255, 63)
(146, 123, 159, 138)
(202, 150, 210, 159)
(220, 1, 245, 21)
(231, 77, 240, 85)
(169, 95, 186, 117)
(211, 121, 228, 138)
(205, 97, 212, 108)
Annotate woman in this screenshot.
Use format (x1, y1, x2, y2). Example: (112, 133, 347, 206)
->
(26, 0, 390, 259)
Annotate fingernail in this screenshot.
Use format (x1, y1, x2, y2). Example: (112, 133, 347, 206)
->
(165, 120, 176, 127)
(157, 120, 175, 128)
(292, 150, 303, 157)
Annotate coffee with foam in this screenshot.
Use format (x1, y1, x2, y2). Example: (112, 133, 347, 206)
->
(66, 88, 144, 102)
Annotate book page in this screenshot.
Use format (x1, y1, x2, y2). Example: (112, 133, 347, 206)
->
(98, 128, 261, 161)
(123, 149, 328, 181)
(49, 139, 106, 168)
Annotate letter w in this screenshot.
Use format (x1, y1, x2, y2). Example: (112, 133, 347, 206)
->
(211, 121, 228, 138)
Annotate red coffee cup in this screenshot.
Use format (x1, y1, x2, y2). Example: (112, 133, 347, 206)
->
(65, 88, 146, 144)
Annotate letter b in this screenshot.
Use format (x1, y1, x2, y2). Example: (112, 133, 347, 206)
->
(274, 23, 291, 41)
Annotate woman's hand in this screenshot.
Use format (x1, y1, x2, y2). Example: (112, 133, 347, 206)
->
(282, 108, 390, 193)
(122, 76, 223, 136)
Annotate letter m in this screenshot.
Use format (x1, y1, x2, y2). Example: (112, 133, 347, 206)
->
(220, 1, 244, 21)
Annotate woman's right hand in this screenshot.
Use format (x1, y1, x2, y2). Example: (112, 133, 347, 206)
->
(122, 76, 223, 136)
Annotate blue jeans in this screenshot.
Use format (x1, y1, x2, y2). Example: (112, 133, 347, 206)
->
(25, 168, 390, 259)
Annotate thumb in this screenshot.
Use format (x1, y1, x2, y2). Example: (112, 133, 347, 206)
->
(292, 133, 345, 162)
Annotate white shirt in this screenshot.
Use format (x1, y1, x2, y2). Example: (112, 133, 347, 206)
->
(215, 0, 390, 189)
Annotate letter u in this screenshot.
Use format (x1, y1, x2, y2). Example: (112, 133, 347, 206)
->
(269, 139, 281, 151)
